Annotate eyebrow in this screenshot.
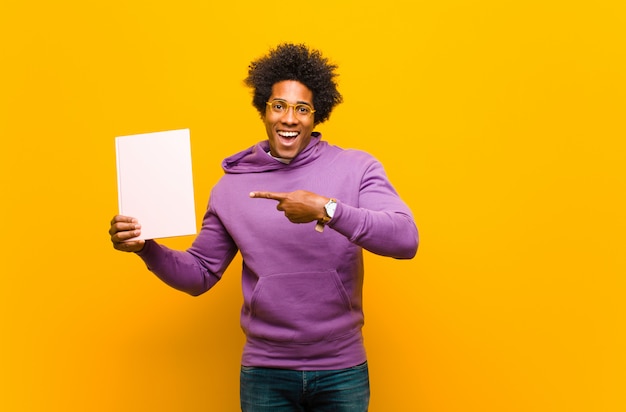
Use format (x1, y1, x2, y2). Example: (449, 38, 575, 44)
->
(270, 98, 313, 106)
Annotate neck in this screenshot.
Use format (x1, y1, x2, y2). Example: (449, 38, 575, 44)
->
(267, 150, 292, 164)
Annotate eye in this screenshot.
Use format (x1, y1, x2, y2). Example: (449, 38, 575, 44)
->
(296, 105, 311, 115)
(271, 101, 286, 111)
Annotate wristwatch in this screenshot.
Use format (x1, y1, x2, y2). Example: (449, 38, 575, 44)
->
(323, 198, 337, 222)
(315, 198, 337, 232)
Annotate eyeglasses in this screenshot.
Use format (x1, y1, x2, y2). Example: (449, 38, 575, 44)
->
(266, 100, 316, 118)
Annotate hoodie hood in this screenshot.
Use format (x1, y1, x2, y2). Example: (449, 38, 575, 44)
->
(222, 132, 325, 174)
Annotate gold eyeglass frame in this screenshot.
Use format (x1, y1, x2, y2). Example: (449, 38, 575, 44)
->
(266, 100, 316, 118)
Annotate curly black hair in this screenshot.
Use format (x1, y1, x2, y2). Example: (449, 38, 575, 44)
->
(244, 43, 343, 125)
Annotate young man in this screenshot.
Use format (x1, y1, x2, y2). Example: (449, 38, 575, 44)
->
(109, 43, 418, 411)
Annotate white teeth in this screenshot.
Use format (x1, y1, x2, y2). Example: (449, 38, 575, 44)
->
(278, 131, 298, 138)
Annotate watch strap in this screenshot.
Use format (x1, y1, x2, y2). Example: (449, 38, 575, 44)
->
(315, 198, 336, 232)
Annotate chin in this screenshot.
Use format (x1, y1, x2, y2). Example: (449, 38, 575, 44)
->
(278, 152, 296, 160)
(271, 145, 296, 159)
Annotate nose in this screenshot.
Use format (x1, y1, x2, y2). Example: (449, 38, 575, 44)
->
(281, 106, 299, 124)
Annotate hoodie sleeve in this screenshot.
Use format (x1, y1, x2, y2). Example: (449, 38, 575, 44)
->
(136, 201, 239, 296)
(327, 158, 418, 259)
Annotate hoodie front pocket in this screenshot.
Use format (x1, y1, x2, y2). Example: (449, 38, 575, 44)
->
(244, 270, 357, 344)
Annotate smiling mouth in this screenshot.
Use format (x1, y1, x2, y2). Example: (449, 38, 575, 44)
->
(277, 131, 299, 139)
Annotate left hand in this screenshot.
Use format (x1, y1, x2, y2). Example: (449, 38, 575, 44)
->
(250, 190, 328, 224)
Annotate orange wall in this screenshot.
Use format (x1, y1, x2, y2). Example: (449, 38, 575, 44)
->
(1, 1, 625, 411)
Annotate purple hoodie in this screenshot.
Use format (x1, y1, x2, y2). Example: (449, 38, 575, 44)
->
(137, 133, 418, 370)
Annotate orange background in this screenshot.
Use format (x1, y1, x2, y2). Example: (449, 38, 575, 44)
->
(1, 1, 625, 411)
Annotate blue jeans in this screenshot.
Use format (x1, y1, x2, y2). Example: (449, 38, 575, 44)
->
(240, 362, 370, 411)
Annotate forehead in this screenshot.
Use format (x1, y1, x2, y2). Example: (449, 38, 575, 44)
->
(270, 80, 313, 103)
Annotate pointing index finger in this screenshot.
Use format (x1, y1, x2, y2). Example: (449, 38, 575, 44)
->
(249, 191, 288, 201)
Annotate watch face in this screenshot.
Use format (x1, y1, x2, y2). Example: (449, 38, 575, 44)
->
(325, 200, 337, 218)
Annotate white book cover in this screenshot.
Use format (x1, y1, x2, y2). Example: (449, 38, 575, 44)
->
(115, 129, 197, 240)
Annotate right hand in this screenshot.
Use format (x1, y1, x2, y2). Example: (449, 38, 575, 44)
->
(109, 215, 145, 253)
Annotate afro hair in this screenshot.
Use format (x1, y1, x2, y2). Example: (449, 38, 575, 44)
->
(244, 43, 342, 125)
